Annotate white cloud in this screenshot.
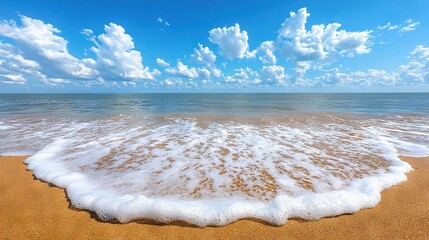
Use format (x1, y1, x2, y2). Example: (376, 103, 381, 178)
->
(0, 41, 61, 85)
(191, 43, 216, 66)
(209, 23, 255, 59)
(224, 67, 260, 84)
(314, 68, 397, 86)
(160, 77, 196, 88)
(377, 22, 398, 31)
(257, 41, 277, 65)
(0, 42, 39, 69)
(190, 43, 222, 78)
(0, 15, 97, 80)
(397, 45, 429, 83)
(90, 23, 159, 80)
(81, 28, 93, 37)
(277, 8, 371, 63)
(294, 61, 312, 79)
(162, 78, 175, 86)
(165, 61, 200, 79)
(399, 19, 420, 33)
(0, 74, 25, 81)
(211, 67, 222, 78)
(309, 45, 429, 86)
(378, 19, 420, 35)
(156, 58, 170, 67)
(121, 81, 137, 87)
(198, 67, 211, 79)
(0, 15, 159, 85)
(261, 65, 289, 85)
(157, 17, 170, 31)
(0, 73, 26, 84)
(1, 12, 427, 90)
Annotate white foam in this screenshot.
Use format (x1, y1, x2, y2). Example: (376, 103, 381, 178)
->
(14, 114, 427, 226)
(0, 121, 14, 130)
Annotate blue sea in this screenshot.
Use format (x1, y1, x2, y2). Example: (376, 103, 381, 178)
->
(0, 93, 428, 116)
(1, 93, 428, 226)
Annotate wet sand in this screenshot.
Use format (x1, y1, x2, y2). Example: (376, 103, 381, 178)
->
(0, 155, 428, 240)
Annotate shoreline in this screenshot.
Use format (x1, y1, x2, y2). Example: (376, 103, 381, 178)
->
(1, 155, 428, 239)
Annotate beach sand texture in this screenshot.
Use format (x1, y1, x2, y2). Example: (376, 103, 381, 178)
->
(1, 155, 428, 240)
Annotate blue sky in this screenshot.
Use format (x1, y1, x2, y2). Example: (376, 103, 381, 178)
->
(0, 0, 428, 93)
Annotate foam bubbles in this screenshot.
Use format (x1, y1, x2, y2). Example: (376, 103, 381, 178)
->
(1, 114, 428, 226)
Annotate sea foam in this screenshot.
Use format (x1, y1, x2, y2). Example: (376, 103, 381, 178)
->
(1, 114, 428, 226)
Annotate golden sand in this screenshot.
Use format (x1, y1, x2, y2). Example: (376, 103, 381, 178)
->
(0, 155, 428, 240)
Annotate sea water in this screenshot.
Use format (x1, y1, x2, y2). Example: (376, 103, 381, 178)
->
(0, 93, 428, 226)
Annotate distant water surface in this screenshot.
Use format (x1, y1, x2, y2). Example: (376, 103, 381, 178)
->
(0, 93, 428, 117)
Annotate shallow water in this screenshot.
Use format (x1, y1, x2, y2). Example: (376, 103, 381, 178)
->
(0, 93, 428, 226)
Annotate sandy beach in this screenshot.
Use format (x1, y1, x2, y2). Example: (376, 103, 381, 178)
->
(0, 156, 427, 239)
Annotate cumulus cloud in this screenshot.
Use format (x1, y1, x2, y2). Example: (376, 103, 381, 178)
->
(224, 67, 260, 84)
(209, 23, 255, 59)
(0, 41, 62, 85)
(311, 45, 429, 86)
(257, 41, 277, 65)
(165, 61, 200, 79)
(198, 67, 211, 79)
(277, 8, 371, 63)
(313, 68, 397, 86)
(156, 58, 170, 67)
(160, 77, 198, 88)
(397, 45, 429, 83)
(0, 15, 159, 86)
(0, 15, 97, 80)
(211, 67, 222, 78)
(89, 23, 160, 81)
(1, 12, 427, 90)
(261, 65, 289, 85)
(190, 43, 222, 78)
(191, 43, 216, 66)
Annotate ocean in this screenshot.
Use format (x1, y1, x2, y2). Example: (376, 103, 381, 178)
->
(1, 93, 428, 226)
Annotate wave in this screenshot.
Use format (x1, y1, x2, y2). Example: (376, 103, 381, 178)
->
(1, 114, 428, 226)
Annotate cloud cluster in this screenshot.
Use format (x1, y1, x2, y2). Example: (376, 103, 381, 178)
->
(277, 8, 371, 64)
(257, 41, 277, 65)
(399, 19, 420, 33)
(191, 43, 216, 66)
(397, 45, 429, 83)
(225, 67, 260, 84)
(0, 16, 96, 80)
(165, 61, 200, 79)
(0, 15, 158, 86)
(261, 65, 289, 85)
(0, 8, 426, 90)
(312, 45, 429, 86)
(377, 19, 420, 35)
(209, 24, 255, 59)
(0, 41, 67, 85)
(88, 23, 159, 81)
(313, 68, 397, 86)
